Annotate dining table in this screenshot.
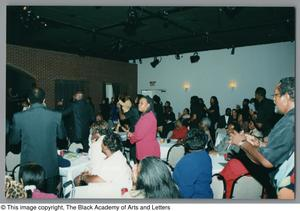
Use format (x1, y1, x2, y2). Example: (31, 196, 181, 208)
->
(59, 151, 90, 185)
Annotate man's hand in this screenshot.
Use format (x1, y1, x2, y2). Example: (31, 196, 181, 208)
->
(229, 130, 246, 146)
(245, 134, 260, 147)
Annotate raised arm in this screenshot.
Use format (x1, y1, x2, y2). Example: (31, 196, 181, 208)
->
(229, 130, 273, 168)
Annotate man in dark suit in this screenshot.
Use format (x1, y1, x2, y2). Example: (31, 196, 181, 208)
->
(254, 87, 276, 136)
(10, 87, 65, 194)
(217, 107, 232, 129)
(62, 90, 94, 152)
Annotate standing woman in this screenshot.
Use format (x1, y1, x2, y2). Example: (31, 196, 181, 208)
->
(206, 96, 220, 142)
(128, 96, 160, 161)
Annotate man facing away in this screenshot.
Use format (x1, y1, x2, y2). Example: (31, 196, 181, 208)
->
(10, 87, 65, 194)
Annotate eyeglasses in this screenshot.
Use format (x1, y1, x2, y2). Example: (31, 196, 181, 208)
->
(272, 93, 281, 98)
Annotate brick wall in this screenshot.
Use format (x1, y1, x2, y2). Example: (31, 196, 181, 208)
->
(7, 44, 137, 111)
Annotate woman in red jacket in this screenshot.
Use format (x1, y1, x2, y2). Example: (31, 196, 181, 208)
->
(128, 96, 160, 162)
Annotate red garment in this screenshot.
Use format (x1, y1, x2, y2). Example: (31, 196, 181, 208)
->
(219, 158, 249, 198)
(171, 126, 188, 140)
(32, 189, 57, 199)
(290, 171, 295, 184)
(129, 111, 160, 161)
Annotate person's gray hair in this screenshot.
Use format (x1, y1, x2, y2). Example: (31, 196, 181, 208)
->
(201, 117, 211, 128)
(279, 77, 295, 100)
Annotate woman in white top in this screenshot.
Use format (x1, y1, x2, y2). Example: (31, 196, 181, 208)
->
(75, 132, 132, 189)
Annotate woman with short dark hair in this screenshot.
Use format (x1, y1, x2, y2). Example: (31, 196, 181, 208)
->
(173, 128, 213, 198)
(19, 163, 57, 199)
(128, 96, 160, 161)
(75, 132, 132, 189)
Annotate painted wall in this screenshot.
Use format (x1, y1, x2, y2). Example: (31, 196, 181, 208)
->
(137, 41, 295, 115)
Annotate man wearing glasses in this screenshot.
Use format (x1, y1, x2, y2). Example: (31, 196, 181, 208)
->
(230, 77, 295, 199)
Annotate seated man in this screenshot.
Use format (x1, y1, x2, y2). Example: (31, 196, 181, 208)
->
(75, 132, 132, 189)
(173, 128, 213, 198)
(230, 77, 295, 199)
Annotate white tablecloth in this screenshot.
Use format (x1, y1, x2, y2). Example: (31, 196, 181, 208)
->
(59, 152, 90, 184)
(159, 140, 178, 161)
(73, 183, 123, 198)
(210, 154, 227, 174)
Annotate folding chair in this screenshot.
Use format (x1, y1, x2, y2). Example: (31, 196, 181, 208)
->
(166, 143, 186, 170)
(5, 152, 20, 175)
(211, 173, 226, 199)
(62, 180, 75, 198)
(11, 164, 21, 182)
(230, 174, 263, 199)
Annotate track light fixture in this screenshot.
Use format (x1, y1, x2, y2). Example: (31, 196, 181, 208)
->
(139, 58, 142, 64)
(150, 57, 161, 68)
(190, 52, 200, 63)
(231, 46, 235, 55)
(175, 54, 180, 60)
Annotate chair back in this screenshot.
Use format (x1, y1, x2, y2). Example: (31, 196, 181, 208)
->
(62, 180, 75, 198)
(230, 174, 263, 199)
(166, 143, 185, 169)
(11, 164, 21, 182)
(211, 173, 226, 199)
(5, 152, 20, 173)
(68, 143, 83, 153)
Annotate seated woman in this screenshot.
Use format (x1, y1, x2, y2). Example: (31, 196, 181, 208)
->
(19, 163, 57, 199)
(87, 120, 110, 175)
(75, 132, 132, 189)
(178, 108, 190, 126)
(166, 120, 188, 143)
(198, 117, 213, 151)
(173, 128, 213, 198)
(124, 156, 180, 198)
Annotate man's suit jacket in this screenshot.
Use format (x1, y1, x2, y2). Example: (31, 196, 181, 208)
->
(218, 115, 231, 128)
(10, 103, 65, 178)
(62, 100, 94, 142)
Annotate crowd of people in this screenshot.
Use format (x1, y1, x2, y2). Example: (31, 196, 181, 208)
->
(5, 77, 295, 199)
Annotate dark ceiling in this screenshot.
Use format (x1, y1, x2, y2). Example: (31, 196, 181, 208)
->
(7, 6, 295, 62)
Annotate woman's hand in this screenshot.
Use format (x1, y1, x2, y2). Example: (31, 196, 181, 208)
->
(91, 133, 100, 143)
(127, 132, 133, 138)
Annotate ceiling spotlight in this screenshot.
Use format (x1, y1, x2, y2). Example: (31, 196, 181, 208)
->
(150, 57, 161, 68)
(175, 54, 180, 60)
(231, 46, 235, 55)
(190, 52, 200, 63)
(139, 58, 142, 64)
(23, 6, 28, 10)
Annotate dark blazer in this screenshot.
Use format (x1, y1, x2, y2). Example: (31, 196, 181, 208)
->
(10, 103, 65, 178)
(62, 99, 94, 142)
(217, 115, 231, 128)
(124, 106, 140, 132)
